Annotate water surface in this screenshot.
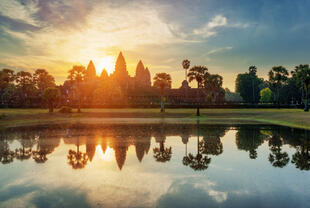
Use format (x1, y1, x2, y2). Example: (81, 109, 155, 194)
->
(1, 123, 310, 208)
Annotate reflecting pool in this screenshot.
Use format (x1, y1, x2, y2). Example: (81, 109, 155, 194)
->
(1, 123, 310, 208)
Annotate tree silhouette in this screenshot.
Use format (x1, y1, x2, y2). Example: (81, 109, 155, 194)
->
(153, 73, 172, 113)
(182, 59, 190, 81)
(32, 130, 60, 163)
(67, 65, 86, 113)
(153, 124, 172, 162)
(188, 66, 209, 116)
(268, 66, 288, 107)
(15, 130, 36, 161)
(33, 69, 55, 94)
(204, 74, 223, 103)
(235, 126, 266, 159)
(15, 71, 35, 105)
(42, 87, 61, 113)
(183, 121, 211, 171)
(268, 135, 289, 168)
(291, 131, 310, 170)
(0, 133, 15, 164)
(293, 64, 310, 111)
(67, 136, 89, 169)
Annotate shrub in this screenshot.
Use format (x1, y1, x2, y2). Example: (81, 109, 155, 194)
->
(260, 88, 273, 103)
(58, 106, 72, 113)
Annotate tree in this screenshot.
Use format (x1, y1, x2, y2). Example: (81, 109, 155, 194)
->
(182, 59, 190, 81)
(188, 66, 209, 116)
(42, 87, 61, 113)
(294, 64, 310, 111)
(268, 66, 288, 107)
(236, 126, 266, 159)
(235, 66, 263, 104)
(33, 69, 55, 94)
(260, 88, 273, 103)
(153, 73, 172, 112)
(204, 73, 223, 103)
(0, 69, 15, 103)
(153, 124, 172, 162)
(268, 135, 289, 168)
(183, 121, 211, 171)
(67, 65, 86, 113)
(67, 136, 89, 169)
(1, 84, 16, 106)
(15, 71, 36, 105)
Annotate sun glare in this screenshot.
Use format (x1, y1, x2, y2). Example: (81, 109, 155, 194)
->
(95, 56, 115, 75)
(96, 145, 114, 161)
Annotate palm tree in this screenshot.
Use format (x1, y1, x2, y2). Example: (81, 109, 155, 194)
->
(153, 73, 172, 112)
(67, 136, 89, 169)
(294, 64, 310, 111)
(188, 66, 209, 116)
(182, 60, 190, 81)
(204, 74, 223, 103)
(153, 124, 172, 162)
(268, 66, 288, 107)
(183, 121, 211, 171)
(67, 65, 86, 113)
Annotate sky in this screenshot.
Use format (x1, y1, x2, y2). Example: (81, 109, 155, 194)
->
(1, 0, 310, 90)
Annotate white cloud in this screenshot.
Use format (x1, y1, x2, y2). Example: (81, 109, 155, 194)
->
(193, 15, 249, 38)
(207, 46, 233, 55)
(0, 0, 40, 26)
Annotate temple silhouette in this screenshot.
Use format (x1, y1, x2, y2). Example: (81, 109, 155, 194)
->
(60, 52, 225, 106)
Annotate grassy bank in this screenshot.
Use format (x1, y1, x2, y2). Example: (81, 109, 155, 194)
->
(0, 108, 309, 130)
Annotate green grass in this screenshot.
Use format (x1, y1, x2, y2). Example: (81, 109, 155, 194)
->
(0, 108, 309, 130)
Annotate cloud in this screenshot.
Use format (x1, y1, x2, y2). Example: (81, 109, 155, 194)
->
(193, 15, 249, 38)
(206, 46, 233, 55)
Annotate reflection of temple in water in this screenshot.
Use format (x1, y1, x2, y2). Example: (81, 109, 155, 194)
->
(1, 124, 310, 171)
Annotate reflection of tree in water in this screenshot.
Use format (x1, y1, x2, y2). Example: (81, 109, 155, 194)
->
(291, 130, 310, 171)
(32, 129, 61, 163)
(0, 132, 15, 164)
(235, 126, 266, 159)
(153, 124, 172, 163)
(268, 134, 289, 168)
(180, 125, 190, 156)
(183, 121, 211, 171)
(15, 130, 36, 161)
(67, 136, 89, 169)
(199, 127, 227, 156)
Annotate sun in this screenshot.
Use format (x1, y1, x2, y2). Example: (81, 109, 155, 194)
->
(95, 56, 115, 75)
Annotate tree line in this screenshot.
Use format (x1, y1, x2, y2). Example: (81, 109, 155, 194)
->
(0, 63, 309, 112)
(235, 64, 310, 111)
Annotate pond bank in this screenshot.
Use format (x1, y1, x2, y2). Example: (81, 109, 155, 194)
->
(0, 108, 309, 130)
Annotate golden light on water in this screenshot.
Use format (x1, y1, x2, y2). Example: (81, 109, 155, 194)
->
(96, 145, 114, 161)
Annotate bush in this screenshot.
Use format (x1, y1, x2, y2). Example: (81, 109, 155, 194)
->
(58, 106, 72, 113)
(260, 88, 273, 103)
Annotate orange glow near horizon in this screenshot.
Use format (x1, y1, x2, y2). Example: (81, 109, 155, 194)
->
(95, 56, 116, 75)
(96, 145, 114, 161)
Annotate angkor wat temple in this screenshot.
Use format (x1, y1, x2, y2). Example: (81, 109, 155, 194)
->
(61, 52, 225, 106)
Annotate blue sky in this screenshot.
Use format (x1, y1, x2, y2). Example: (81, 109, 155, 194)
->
(0, 0, 310, 89)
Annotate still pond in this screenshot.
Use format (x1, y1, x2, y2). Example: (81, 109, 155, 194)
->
(0, 123, 310, 208)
